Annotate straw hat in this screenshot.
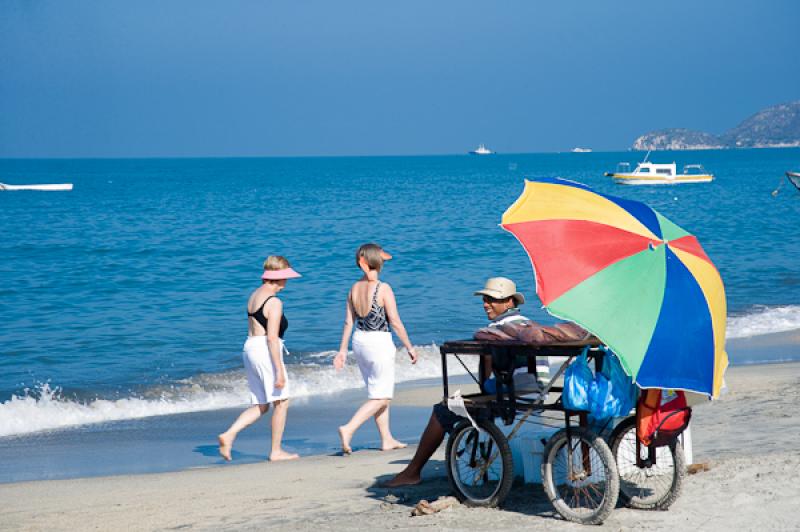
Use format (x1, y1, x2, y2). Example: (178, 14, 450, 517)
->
(473, 277, 525, 306)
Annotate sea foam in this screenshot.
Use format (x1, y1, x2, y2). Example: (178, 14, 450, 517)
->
(726, 305, 800, 339)
(0, 344, 476, 438)
(5, 305, 800, 439)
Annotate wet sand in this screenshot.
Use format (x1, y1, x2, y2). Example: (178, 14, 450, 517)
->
(2, 362, 799, 531)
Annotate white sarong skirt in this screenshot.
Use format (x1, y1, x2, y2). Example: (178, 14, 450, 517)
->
(243, 336, 290, 404)
(352, 329, 396, 399)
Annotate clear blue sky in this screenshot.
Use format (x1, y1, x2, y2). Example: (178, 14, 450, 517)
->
(1, 0, 798, 158)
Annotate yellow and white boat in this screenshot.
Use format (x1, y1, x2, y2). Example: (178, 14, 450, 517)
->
(605, 158, 713, 185)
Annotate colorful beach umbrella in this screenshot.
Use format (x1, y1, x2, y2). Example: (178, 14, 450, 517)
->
(501, 179, 728, 398)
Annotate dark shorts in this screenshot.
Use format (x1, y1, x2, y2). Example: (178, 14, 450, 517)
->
(433, 403, 464, 434)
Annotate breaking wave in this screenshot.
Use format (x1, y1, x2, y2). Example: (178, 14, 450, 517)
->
(0, 344, 476, 438)
(6, 304, 800, 439)
(726, 305, 800, 339)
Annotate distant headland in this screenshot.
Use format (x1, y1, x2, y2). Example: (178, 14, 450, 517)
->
(632, 100, 800, 151)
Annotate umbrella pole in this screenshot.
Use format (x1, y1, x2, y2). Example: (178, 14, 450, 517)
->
(580, 412, 592, 476)
(634, 401, 656, 468)
(635, 400, 645, 468)
(564, 413, 575, 478)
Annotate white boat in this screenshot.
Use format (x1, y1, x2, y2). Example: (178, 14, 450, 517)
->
(571, 147, 592, 153)
(469, 144, 495, 155)
(605, 153, 713, 185)
(0, 182, 73, 191)
(787, 171, 800, 192)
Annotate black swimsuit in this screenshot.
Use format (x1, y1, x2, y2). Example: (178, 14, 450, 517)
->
(248, 295, 288, 338)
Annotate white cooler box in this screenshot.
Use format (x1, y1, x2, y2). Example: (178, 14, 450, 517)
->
(500, 417, 557, 484)
(499, 417, 693, 484)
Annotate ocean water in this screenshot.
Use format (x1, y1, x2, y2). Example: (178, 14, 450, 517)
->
(2, 149, 800, 438)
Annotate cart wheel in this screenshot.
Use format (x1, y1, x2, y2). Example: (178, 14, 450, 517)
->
(445, 419, 513, 507)
(609, 416, 685, 510)
(541, 427, 619, 525)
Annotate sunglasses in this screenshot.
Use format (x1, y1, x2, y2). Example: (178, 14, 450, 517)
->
(482, 295, 510, 304)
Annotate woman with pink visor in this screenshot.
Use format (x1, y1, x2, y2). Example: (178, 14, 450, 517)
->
(334, 243, 418, 454)
(218, 255, 302, 462)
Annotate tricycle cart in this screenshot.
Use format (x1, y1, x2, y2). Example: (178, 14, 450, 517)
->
(440, 337, 687, 525)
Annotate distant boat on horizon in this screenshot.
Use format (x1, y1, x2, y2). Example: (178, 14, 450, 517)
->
(469, 144, 495, 155)
(571, 147, 592, 153)
(0, 182, 73, 191)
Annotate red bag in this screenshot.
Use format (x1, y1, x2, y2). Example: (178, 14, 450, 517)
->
(636, 388, 692, 447)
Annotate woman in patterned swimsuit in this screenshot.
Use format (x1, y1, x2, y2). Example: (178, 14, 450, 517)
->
(334, 243, 418, 454)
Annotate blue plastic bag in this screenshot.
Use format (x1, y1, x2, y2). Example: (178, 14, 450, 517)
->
(483, 377, 505, 394)
(589, 351, 637, 422)
(562, 352, 594, 411)
(601, 350, 637, 416)
(590, 371, 616, 420)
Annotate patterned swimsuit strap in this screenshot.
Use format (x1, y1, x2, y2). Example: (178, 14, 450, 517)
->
(369, 281, 382, 309)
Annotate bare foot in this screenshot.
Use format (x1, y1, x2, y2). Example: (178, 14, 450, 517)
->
(218, 433, 233, 461)
(381, 439, 407, 451)
(269, 450, 300, 461)
(338, 426, 353, 454)
(383, 470, 421, 487)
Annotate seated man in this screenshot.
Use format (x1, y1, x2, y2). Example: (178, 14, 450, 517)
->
(385, 276, 536, 488)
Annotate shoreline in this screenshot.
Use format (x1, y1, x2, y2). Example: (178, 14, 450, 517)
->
(0, 328, 798, 484)
(2, 361, 798, 530)
(2, 327, 797, 443)
(0, 384, 445, 485)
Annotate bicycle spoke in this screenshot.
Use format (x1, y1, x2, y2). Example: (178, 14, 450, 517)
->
(586, 480, 605, 502)
(612, 419, 682, 510)
(579, 485, 599, 509)
(449, 423, 509, 504)
(544, 429, 619, 523)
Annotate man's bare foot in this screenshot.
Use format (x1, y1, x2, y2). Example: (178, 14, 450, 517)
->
(381, 439, 407, 451)
(338, 426, 353, 454)
(383, 470, 421, 487)
(218, 433, 233, 461)
(269, 450, 300, 461)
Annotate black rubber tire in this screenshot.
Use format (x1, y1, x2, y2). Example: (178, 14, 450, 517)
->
(609, 416, 685, 510)
(445, 419, 514, 508)
(541, 427, 620, 525)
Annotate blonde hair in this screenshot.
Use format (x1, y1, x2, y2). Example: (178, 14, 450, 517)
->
(263, 255, 291, 271)
(355, 243, 384, 272)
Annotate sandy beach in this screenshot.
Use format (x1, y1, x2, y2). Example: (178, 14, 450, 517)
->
(2, 361, 799, 531)
(3, 2, 799, 530)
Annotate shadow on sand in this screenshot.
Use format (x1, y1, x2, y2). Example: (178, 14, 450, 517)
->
(364, 458, 562, 521)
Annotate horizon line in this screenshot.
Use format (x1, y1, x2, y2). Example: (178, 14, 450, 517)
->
(9, 146, 799, 161)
